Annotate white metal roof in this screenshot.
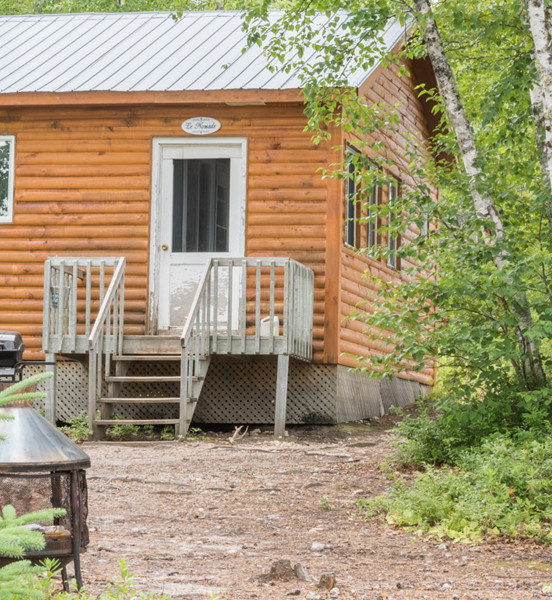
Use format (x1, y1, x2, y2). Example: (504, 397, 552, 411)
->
(0, 11, 406, 94)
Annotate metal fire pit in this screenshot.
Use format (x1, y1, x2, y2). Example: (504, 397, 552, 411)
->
(0, 405, 90, 590)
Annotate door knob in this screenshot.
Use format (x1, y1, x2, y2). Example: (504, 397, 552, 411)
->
(161, 244, 168, 251)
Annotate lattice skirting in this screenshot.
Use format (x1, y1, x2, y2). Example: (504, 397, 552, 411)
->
(23, 358, 428, 425)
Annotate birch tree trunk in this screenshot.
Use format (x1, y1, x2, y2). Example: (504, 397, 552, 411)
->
(525, 0, 552, 207)
(529, 83, 552, 241)
(413, 0, 547, 388)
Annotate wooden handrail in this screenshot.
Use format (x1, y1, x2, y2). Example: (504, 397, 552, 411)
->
(89, 257, 126, 351)
(180, 258, 214, 346)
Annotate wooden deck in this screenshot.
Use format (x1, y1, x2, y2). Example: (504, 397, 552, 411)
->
(43, 256, 314, 438)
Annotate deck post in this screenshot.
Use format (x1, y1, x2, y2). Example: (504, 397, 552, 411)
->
(45, 353, 56, 424)
(274, 354, 289, 438)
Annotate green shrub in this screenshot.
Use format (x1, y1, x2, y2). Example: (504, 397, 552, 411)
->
(393, 386, 552, 467)
(361, 432, 552, 544)
(59, 414, 92, 444)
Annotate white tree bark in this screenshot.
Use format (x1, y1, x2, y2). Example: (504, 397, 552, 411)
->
(529, 82, 552, 240)
(526, 0, 552, 203)
(413, 0, 546, 387)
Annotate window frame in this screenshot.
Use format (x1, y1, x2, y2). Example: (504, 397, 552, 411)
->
(366, 175, 381, 250)
(344, 144, 360, 249)
(0, 135, 15, 224)
(386, 177, 400, 270)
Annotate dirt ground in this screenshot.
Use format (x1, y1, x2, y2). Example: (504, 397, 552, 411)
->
(78, 418, 552, 600)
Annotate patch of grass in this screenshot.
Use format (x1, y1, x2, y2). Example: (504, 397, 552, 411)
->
(392, 387, 552, 468)
(105, 418, 176, 442)
(319, 496, 335, 511)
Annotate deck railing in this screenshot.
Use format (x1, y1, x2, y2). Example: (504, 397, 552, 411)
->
(87, 258, 126, 429)
(180, 257, 314, 419)
(43, 257, 125, 355)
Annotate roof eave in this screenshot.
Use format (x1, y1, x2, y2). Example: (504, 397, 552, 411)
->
(0, 88, 305, 107)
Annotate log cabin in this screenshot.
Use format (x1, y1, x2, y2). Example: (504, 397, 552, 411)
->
(0, 11, 437, 437)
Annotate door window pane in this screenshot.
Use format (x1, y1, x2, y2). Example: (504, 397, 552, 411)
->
(172, 158, 230, 253)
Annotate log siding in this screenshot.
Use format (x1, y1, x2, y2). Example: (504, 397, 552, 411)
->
(0, 57, 436, 389)
(0, 102, 330, 361)
(339, 60, 435, 386)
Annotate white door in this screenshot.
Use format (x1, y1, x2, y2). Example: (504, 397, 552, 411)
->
(151, 138, 246, 331)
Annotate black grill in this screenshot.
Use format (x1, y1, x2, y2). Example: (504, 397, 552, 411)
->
(0, 331, 56, 381)
(0, 331, 24, 380)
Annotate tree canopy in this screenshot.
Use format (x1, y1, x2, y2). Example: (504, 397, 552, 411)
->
(244, 0, 552, 408)
(0, 0, 245, 14)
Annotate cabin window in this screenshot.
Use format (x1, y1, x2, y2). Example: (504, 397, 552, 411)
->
(386, 178, 400, 269)
(366, 179, 380, 249)
(172, 158, 230, 253)
(345, 146, 360, 248)
(0, 136, 14, 224)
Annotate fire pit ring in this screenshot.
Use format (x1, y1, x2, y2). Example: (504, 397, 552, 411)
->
(0, 405, 90, 590)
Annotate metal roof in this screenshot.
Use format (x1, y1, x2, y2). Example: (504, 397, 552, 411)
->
(0, 11, 406, 94)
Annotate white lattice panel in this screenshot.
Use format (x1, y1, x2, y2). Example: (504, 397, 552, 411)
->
(193, 357, 337, 424)
(21, 359, 427, 426)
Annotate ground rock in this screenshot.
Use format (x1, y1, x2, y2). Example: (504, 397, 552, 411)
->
(294, 563, 308, 581)
(318, 572, 337, 590)
(311, 542, 325, 552)
(262, 559, 298, 582)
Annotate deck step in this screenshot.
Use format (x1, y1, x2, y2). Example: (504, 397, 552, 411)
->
(123, 335, 181, 355)
(113, 355, 181, 362)
(99, 397, 181, 404)
(106, 375, 181, 383)
(94, 419, 182, 426)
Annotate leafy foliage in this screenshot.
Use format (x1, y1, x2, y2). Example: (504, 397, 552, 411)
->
(58, 414, 92, 444)
(43, 559, 171, 599)
(392, 387, 552, 467)
(243, 0, 552, 546)
(243, 0, 552, 396)
(0, 495, 66, 599)
(0, 560, 46, 600)
(0, 373, 53, 408)
(0, 0, 287, 14)
(361, 433, 552, 544)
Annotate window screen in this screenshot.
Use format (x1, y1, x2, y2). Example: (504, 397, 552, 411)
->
(172, 158, 230, 253)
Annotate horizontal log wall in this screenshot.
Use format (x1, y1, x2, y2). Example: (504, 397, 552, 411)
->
(0, 103, 329, 360)
(339, 60, 436, 386)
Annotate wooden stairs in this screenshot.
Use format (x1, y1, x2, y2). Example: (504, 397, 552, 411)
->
(43, 257, 314, 440)
(91, 336, 210, 439)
